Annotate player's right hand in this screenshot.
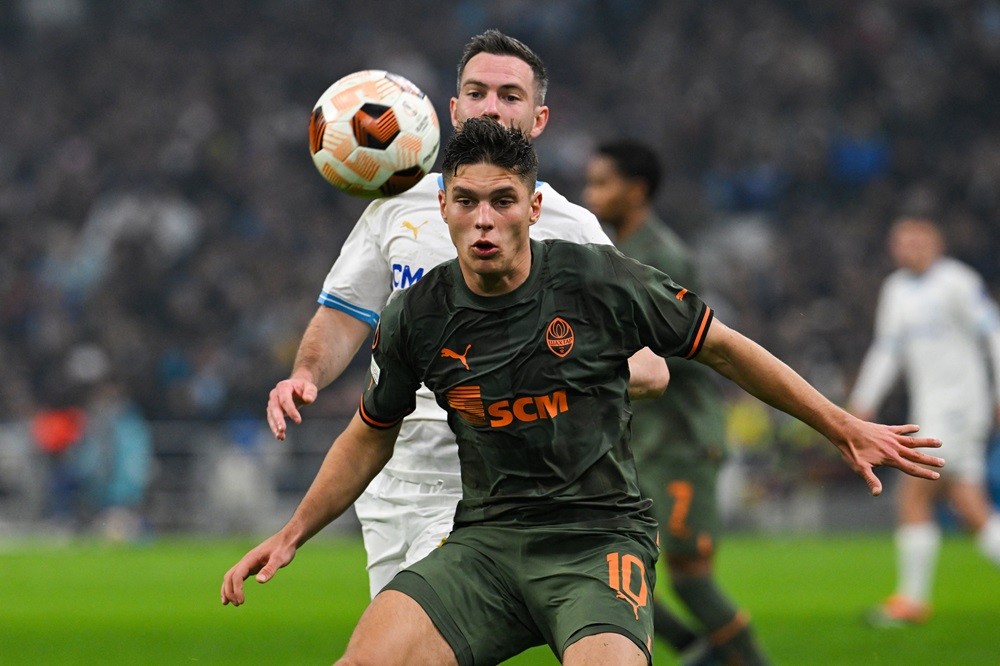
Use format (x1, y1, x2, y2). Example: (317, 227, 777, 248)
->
(267, 378, 318, 440)
(221, 535, 297, 606)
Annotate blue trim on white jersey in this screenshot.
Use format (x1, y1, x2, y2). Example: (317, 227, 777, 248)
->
(317, 292, 380, 329)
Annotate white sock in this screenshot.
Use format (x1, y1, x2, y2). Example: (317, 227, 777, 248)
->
(895, 522, 941, 603)
(976, 513, 1000, 567)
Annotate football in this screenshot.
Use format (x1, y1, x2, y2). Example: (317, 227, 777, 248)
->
(309, 69, 440, 198)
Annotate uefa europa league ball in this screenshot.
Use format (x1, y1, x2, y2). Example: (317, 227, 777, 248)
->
(309, 69, 440, 198)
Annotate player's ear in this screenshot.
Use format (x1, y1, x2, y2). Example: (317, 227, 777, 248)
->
(529, 190, 542, 225)
(449, 97, 459, 130)
(528, 105, 549, 139)
(438, 187, 447, 222)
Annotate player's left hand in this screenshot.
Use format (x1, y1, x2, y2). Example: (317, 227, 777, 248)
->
(833, 420, 943, 496)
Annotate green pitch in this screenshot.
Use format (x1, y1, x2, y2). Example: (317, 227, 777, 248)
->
(1, 533, 997, 664)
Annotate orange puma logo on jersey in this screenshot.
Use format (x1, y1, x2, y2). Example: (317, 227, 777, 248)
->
(402, 219, 429, 239)
(441, 343, 472, 370)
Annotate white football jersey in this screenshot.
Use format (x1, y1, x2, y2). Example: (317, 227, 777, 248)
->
(850, 257, 1000, 444)
(320, 173, 612, 481)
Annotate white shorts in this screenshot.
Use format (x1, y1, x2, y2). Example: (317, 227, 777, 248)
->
(353, 469, 463, 598)
(916, 414, 990, 483)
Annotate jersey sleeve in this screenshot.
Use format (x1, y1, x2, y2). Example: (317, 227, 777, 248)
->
(848, 279, 902, 412)
(318, 201, 393, 330)
(358, 296, 421, 429)
(606, 248, 713, 359)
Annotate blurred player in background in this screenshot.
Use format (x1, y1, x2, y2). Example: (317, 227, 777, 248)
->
(585, 141, 769, 665)
(266, 30, 667, 599)
(224, 118, 945, 666)
(848, 217, 1000, 626)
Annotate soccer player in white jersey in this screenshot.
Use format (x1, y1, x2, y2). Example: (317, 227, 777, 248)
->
(849, 217, 1000, 625)
(266, 30, 667, 599)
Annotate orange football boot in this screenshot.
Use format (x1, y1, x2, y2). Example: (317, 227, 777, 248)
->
(865, 595, 932, 627)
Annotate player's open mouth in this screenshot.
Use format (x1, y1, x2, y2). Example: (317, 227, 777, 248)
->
(473, 240, 499, 257)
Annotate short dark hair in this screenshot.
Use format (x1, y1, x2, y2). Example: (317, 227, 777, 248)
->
(457, 29, 549, 105)
(441, 117, 538, 188)
(594, 140, 664, 200)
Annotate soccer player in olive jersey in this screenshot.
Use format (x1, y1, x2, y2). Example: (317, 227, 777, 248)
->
(266, 30, 666, 600)
(223, 119, 944, 666)
(585, 141, 769, 665)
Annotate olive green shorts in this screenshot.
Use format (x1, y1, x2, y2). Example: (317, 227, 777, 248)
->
(640, 454, 721, 559)
(383, 523, 658, 665)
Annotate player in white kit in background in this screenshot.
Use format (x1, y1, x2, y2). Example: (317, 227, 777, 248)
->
(266, 30, 668, 598)
(849, 217, 1000, 625)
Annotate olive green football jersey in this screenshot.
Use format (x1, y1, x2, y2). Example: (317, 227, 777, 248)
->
(616, 218, 728, 465)
(361, 239, 713, 530)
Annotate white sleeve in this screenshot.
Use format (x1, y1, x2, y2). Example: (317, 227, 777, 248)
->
(849, 281, 902, 413)
(561, 205, 613, 245)
(987, 328, 1000, 408)
(532, 183, 613, 246)
(318, 203, 393, 330)
(574, 212, 613, 245)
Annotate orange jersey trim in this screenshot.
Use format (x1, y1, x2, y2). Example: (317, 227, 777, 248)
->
(358, 398, 403, 430)
(683, 305, 713, 359)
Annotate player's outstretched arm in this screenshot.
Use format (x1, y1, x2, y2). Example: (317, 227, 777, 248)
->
(627, 347, 670, 400)
(267, 307, 372, 440)
(221, 413, 399, 606)
(694, 320, 944, 496)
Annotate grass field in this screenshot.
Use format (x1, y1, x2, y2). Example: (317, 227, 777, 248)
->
(2, 532, 997, 664)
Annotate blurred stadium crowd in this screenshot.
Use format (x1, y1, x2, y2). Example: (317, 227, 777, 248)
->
(2, 1, 1000, 517)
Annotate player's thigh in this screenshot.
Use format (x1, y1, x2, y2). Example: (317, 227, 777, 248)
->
(337, 590, 457, 666)
(643, 455, 721, 560)
(384, 530, 544, 666)
(562, 631, 647, 666)
(520, 526, 658, 663)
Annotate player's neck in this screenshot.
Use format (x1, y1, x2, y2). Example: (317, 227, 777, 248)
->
(614, 206, 652, 243)
(902, 254, 942, 275)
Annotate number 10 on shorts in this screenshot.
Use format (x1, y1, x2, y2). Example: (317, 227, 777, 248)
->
(606, 551, 649, 619)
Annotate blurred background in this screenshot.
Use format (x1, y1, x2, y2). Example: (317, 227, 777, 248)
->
(2, 0, 999, 540)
